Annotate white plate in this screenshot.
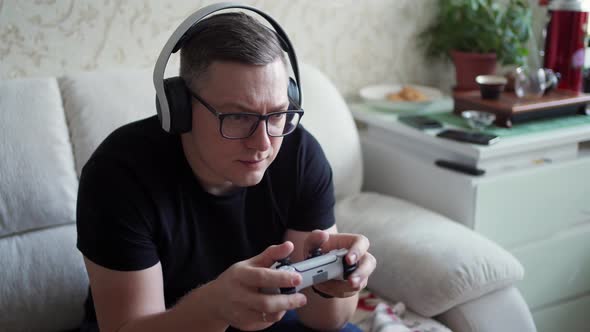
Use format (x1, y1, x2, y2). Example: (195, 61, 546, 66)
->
(359, 84, 444, 111)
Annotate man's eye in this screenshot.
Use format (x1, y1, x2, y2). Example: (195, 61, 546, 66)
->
(227, 114, 253, 122)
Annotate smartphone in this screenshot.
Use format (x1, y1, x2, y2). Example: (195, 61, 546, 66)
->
(436, 129, 499, 145)
(399, 115, 443, 130)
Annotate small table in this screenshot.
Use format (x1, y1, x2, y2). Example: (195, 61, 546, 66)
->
(453, 89, 590, 128)
(351, 101, 590, 332)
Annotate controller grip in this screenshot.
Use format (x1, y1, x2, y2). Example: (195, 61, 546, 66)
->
(280, 287, 296, 294)
(343, 261, 357, 279)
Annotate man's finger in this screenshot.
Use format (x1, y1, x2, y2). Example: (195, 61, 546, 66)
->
(319, 233, 370, 265)
(344, 252, 376, 291)
(309, 233, 370, 266)
(249, 241, 294, 268)
(241, 266, 301, 289)
(248, 292, 308, 314)
(309, 279, 357, 298)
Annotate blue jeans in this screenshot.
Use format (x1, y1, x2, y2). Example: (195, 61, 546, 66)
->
(79, 310, 362, 332)
(261, 310, 361, 332)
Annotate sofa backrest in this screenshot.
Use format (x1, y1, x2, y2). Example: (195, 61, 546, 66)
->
(0, 62, 362, 331)
(59, 62, 363, 197)
(0, 78, 87, 331)
(297, 64, 363, 200)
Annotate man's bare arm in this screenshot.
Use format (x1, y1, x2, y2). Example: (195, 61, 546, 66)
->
(83, 257, 228, 332)
(83, 242, 308, 332)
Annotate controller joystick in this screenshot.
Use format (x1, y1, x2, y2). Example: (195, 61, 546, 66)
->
(309, 248, 323, 258)
(261, 248, 357, 295)
(276, 257, 291, 268)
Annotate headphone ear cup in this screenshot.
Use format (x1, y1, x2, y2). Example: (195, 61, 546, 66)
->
(163, 77, 192, 133)
(287, 77, 300, 109)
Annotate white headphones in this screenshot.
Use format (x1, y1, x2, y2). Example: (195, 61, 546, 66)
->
(153, 2, 302, 133)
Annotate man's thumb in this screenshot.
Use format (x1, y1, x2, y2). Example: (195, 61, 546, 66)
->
(251, 241, 294, 268)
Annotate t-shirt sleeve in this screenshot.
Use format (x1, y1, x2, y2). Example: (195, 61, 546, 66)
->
(287, 130, 336, 231)
(76, 158, 159, 271)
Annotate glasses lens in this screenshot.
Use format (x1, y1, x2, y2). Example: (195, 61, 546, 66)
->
(221, 114, 259, 139)
(220, 111, 302, 139)
(267, 111, 301, 137)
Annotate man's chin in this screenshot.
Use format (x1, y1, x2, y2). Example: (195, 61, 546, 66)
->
(231, 172, 266, 187)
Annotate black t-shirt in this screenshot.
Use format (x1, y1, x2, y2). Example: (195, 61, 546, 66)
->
(76, 115, 335, 328)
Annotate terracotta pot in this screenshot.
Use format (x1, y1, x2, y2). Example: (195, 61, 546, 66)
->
(451, 51, 498, 91)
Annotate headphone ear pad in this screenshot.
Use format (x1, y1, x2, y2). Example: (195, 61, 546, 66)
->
(287, 77, 300, 109)
(163, 77, 192, 133)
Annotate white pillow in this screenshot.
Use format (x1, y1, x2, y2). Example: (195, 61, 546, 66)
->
(336, 192, 524, 317)
(59, 69, 156, 176)
(0, 77, 78, 237)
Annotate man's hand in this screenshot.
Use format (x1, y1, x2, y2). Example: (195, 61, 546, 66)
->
(302, 230, 376, 298)
(208, 241, 308, 331)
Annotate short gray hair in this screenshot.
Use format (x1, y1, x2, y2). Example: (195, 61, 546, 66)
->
(179, 12, 287, 92)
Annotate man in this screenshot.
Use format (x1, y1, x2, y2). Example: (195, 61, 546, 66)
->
(77, 10, 375, 332)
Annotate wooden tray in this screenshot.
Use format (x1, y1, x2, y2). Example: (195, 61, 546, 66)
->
(453, 89, 590, 127)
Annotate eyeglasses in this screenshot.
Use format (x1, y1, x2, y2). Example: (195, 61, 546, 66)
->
(190, 91, 304, 140)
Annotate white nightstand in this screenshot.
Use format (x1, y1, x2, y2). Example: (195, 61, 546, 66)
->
(351, 102, 590, 332)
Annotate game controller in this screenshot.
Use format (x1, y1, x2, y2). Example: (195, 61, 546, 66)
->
(261, 248, 357, 295)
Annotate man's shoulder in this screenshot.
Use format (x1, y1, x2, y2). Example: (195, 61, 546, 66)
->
(85, 115, 181, 172)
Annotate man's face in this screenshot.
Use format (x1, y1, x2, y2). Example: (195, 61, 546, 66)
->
(181, 59, 290, 193)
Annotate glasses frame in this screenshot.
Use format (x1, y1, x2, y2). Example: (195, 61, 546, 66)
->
(189, 90, 304, 140)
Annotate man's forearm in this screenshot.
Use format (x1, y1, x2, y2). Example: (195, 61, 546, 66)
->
(118, 281, 228, 332)
(296, 289, 358, 331)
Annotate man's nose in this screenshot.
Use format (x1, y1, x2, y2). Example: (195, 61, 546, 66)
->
(245, 119, 271, 150)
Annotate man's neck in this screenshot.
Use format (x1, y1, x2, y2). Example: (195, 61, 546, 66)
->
(180, 135, 238, 196)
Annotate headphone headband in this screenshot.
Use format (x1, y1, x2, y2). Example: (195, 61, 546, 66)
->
(153, 2, 301, 132)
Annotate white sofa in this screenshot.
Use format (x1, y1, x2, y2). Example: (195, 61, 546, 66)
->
(0, 62, 537, 332)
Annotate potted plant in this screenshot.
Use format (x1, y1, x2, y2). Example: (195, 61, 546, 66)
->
(419, 0, 532, 91)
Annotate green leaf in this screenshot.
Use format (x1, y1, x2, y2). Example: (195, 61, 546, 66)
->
(418, 0, 532, 65)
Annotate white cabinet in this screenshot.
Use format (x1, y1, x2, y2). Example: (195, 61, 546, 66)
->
(352, 104, 590, 332)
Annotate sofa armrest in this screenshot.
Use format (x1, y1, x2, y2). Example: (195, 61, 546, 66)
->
(437, 286, 537, 332)
(335, 192, 524, 318)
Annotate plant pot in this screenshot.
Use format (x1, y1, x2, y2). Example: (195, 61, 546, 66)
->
(451, 51, 498, 91)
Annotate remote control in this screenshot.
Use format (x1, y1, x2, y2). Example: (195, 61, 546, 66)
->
(436, 129, 499, 145)
(260, 248, 357, 295)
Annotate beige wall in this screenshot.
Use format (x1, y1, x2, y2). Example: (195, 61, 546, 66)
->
(0, 0, 550, 99)
(0, 0, 456, 99)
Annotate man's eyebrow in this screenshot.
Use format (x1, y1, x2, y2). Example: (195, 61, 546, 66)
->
(218, 102, 290, 113)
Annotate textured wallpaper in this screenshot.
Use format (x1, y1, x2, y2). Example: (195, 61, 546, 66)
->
(0, 0, 458, 99)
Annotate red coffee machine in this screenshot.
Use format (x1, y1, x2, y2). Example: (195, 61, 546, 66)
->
(542, 0, 590, 92)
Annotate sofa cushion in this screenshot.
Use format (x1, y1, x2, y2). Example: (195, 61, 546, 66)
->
(335, 192, 524, 317)
(0, 224, 87, 332)
(0, 77, 78, 237)
(59, 69, 156, 175)
(437, 286, 537, 332)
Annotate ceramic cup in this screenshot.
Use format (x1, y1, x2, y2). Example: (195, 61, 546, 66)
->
(475, 75, 508, 99)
